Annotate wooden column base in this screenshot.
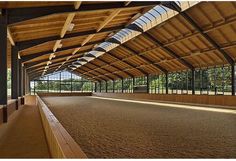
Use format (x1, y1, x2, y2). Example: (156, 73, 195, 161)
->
(3, 105, 7, 123)
(20, 97, 25, 105)
(15, 99, 18, 110)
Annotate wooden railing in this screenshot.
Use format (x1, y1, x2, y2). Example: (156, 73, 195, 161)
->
(36, 94, 87, 158)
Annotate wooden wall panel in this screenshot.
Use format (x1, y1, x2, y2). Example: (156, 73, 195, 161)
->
(93, 93, 236, 108)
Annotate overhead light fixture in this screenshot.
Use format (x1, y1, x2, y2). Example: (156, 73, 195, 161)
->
(67, 23, 75, 32)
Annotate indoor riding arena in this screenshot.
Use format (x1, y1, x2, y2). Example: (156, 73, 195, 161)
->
(0, 1, 236, 159)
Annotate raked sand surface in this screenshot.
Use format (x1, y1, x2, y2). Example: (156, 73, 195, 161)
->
(42, 96, 236, 158)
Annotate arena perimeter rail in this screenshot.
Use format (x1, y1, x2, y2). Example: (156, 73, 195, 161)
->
(36, 94, 87, 158)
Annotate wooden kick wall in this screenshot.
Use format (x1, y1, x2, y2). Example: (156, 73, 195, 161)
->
(36, 95, 87, 158)
(93, 93, 236, 108)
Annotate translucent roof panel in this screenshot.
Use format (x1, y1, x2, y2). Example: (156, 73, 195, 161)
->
(74, 1, 202, 71)
(83, 56, 94, 62)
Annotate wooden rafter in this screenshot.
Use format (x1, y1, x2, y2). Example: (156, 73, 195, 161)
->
(42, 2, 82, 75)
(62, 7, 122, 72)
(7, 2, 162, 24)
(97, 9, 121, 32)
(7, 27, 15, 46)
(124, 1, 132, 6)
(17, 26, 123, 50)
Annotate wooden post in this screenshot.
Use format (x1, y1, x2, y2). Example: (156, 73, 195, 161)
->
(121, 79, 124, 93)
(23, 66, 26, 95)
(105, 81, 108, 93)
(0, 9, 8, 122)
(192, 69, 195, 95)
(59, 72, 61, 93)
(94, 82, 97, 92)
(11, 46, 19, 109)
(99, 81, 102, 92)
(146, 75, 149, 93)
(165, 73, 168, 94)
(34, 80, 36, 95)
(18, 59, 24, 105)
(232, 64, 235, 96)
(132, 77, 135, 93)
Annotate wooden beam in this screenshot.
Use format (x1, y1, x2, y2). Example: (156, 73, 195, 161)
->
(62, 7, 121, 72)
(81, 34, 95, 46)
(60, 13, 76, 38)
(124, 1, 132, 6)
(143, 32, 194, 70)
(24, 53, 82, 69)
(108, 51, 148, 75)
(74, 1, 82, 10)
(72, 8, 122, 73)
(21, 40, 101, 63)
(89, 61, 123, 79)
(53, 40, 62, 52)
(17, 26, 123, 50)
(81, 65, 113, 80)
(180, 12, 234, 66)
(97, 9, 121, 32)
(7, 2, 162, 24)
(121, 44, 168, 74)
(7, 27, 15, 46)
(96, 57, 134, 77)
(74, 69, 104, 82)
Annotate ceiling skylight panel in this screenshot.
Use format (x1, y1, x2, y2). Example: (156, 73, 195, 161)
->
(83, 56, 94, 62)
(134, 19, 147, 31)
(70, 2, 202, 71)
(144, 13, 157, 28)
(72, 61, 81, 67)
(117, 30, 128, 43)
(105, 42, 119, 51)
(89, 51, 104, 58)
(77, 60, 87, 65)
(112, 33, 123, 43)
